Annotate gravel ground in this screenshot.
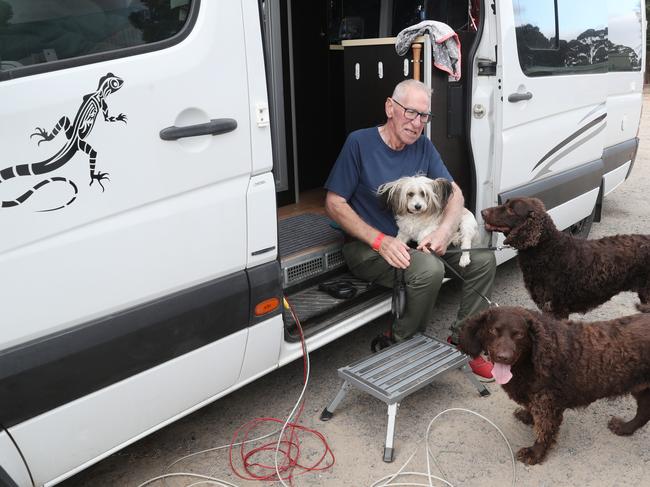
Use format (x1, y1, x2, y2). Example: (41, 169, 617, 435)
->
(63, 91, 650, 487)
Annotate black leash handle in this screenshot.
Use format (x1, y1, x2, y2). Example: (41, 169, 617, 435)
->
(392, 268, 407, 319)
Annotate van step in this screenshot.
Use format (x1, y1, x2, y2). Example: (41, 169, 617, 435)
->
(284, 273, 391, 341)
(279, 213, 345, 288)
(279, 213, 343, 256)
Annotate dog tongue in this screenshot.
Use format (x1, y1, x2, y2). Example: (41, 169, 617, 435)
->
(491, 362, 513, 385)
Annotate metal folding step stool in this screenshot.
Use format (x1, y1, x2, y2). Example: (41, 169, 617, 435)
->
(320, 334, 490, 462)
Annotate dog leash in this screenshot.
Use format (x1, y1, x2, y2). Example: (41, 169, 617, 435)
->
(439, 245, 513, 254)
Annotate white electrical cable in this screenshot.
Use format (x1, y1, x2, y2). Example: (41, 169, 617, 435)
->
(274, 302, 311, 486)
(370, 408, 516, 487)
(136, 472, 239, 487)
(164, 427, 283, 472)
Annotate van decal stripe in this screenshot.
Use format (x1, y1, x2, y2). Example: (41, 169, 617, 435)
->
(578, 103, 606, 124)
(533, 124, 606, 179)
(533, 113, 607, 171)
(0, 265, 277, 428)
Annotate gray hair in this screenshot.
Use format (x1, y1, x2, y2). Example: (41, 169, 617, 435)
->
(391, 79, 432, 103)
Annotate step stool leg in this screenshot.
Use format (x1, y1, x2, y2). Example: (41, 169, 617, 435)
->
(461, 363, 491, 396)
(383, 402, 399, 462)
(320, 381, 351, 421)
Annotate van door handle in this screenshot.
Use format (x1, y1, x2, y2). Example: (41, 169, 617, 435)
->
(507, 92, 533, 103)
(159, 118, 237, 141)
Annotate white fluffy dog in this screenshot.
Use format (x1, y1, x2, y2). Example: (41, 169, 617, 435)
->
(377, 176, 479, 267)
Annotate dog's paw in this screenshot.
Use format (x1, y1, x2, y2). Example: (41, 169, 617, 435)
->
(513, 408, 533, 425)
(459, 253, 471, 268)
(516, 446, 545, 465)
(608, 416, 636, 436)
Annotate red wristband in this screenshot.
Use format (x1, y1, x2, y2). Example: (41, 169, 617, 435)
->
(371, 232, 386, 251)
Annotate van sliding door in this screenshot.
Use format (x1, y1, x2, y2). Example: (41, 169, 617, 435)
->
(495, 0, 607, 229)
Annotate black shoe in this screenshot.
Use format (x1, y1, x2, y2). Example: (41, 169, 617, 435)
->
(370, 331, 396, 352)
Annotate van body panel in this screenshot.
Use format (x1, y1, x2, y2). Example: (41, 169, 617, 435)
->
(10, 329, 248, 487)
(0, 1, 252, 349)
(0, 270, 249, 429)
(237, 315, 283, 383)
(605, 87, 643, 147)
(246, 173, 278, 267)
(603, 161, 632, 195)
(0, 431, 30, 487)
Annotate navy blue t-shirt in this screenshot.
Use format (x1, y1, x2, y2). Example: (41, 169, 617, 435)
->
(325, 127, 452, 236)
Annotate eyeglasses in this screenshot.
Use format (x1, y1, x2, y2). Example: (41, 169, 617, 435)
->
(390, 98, 432, 124)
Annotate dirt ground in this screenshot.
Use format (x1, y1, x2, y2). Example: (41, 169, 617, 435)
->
(63, 93, 650, 487)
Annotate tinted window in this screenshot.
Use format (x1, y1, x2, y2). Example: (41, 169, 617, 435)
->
(607, 0, 642, 71)
(0, 1, 192, 75)
(514, 0, 608, 76)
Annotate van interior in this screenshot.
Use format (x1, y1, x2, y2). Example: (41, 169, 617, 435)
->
(261, 0, 483, 340)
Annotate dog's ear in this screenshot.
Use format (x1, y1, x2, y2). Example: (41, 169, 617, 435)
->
(377, 181, 397, 210)
(503, 198, 551, 249)
(433, 178, 454, 208)
(522, 309, 555, 375)
(458, 308, 492, 358)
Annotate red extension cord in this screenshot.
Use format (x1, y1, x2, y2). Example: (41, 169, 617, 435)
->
(227, 299, 336, 484)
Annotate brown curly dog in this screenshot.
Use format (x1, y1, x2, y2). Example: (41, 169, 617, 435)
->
(459, 306, 650, 465)
(482, 197, 650, 319)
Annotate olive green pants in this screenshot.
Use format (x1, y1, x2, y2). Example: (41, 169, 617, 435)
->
(343, 240, 496, 342)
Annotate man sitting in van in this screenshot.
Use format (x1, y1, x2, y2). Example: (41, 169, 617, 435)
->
(324, 79, 496, 381)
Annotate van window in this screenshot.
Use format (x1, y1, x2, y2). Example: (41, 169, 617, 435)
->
(607, 0, 643, 71)
(513, 0, 608, 76)
(0, 0, 192, 75)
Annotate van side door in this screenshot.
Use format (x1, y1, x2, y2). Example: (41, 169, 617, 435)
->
(495, 0, 607, 228)
(0, 1, 256, 484)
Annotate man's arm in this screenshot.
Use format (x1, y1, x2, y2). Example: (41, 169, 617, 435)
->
(417, 181, 465, 255)
(325, 191, 410, 269)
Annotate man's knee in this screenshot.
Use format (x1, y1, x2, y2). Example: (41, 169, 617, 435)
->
(467, 250, 497, 275)
(407, 251, 445, 285)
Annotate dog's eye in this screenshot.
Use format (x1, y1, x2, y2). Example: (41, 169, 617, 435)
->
(407, 192, 414, 197)
(419, 190, 425, 197)
(489, 328, 498, 336)
(513, 332, 524, 339)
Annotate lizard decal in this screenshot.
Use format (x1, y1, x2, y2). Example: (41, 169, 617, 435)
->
(0, 73, 127, 211)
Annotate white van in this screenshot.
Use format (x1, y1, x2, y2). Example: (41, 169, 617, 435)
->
(0, 1, 645, 485)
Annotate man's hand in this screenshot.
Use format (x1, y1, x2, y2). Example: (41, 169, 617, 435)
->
(379, 236, 411, 269)
(417, 227, 452, 256)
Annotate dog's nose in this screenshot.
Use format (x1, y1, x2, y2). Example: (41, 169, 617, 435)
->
(481, 209, 488, 218)
(494, 350, 513, 363)
(414, 204, 421, 211)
